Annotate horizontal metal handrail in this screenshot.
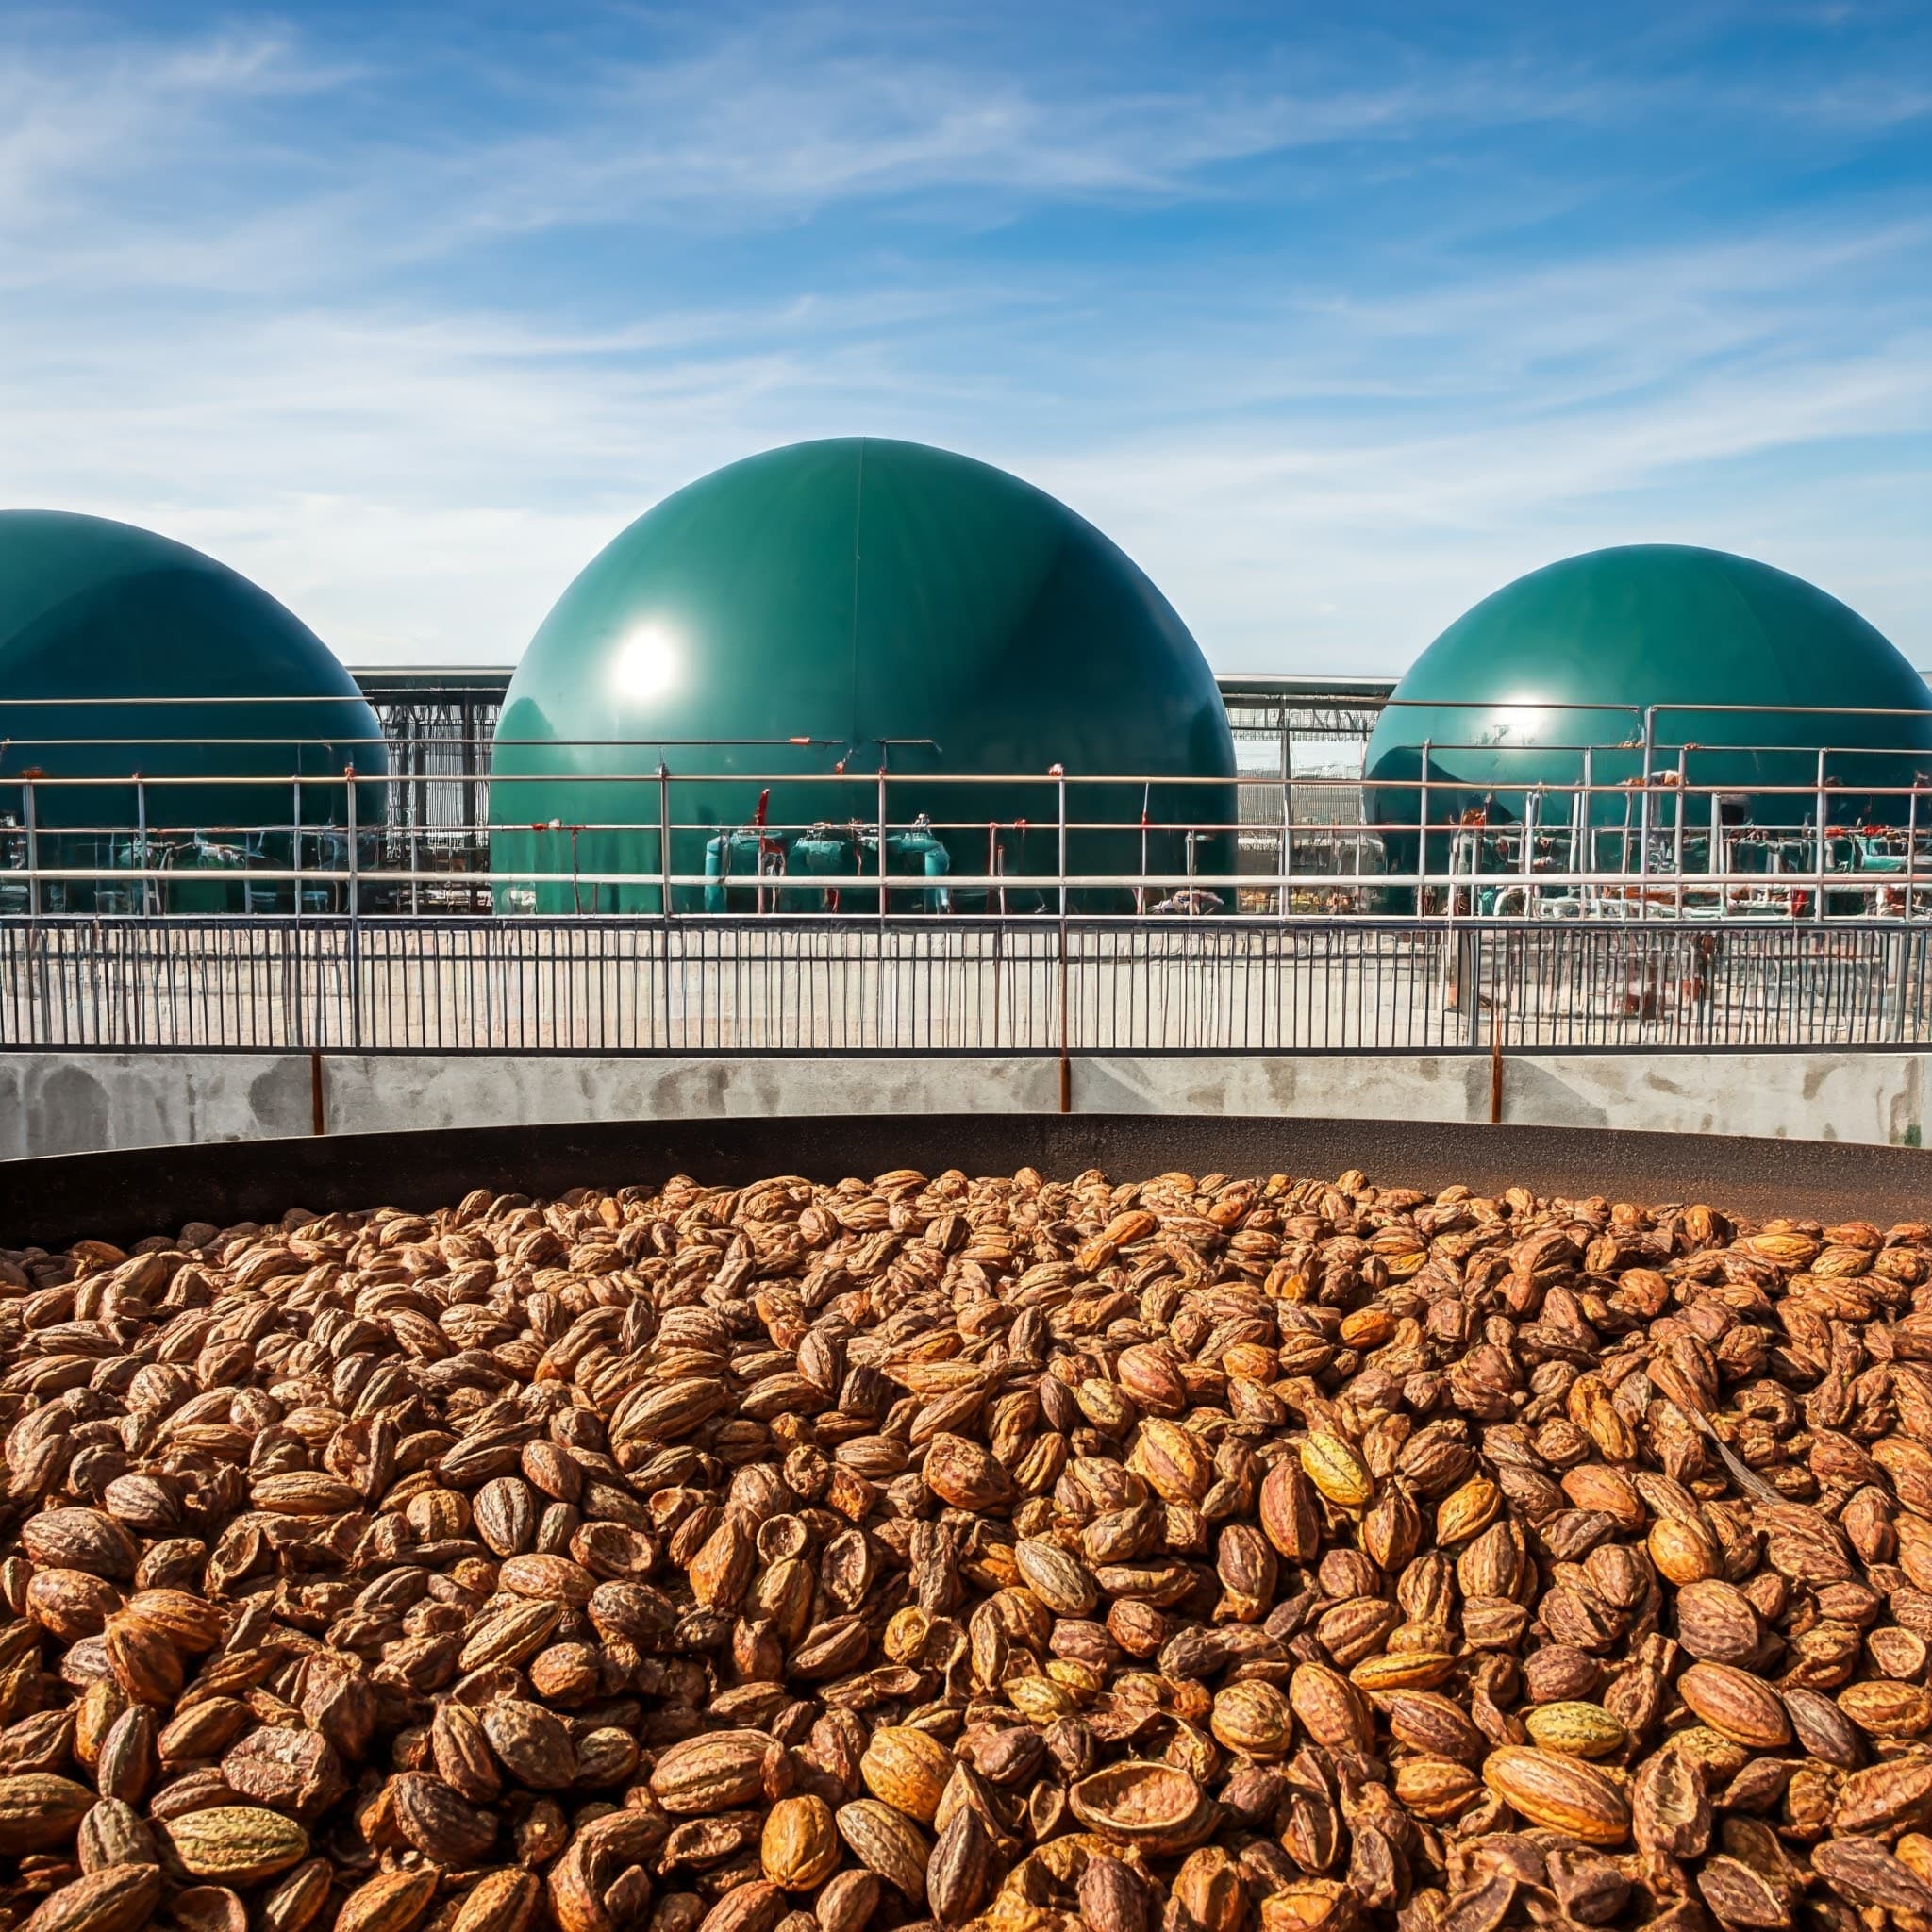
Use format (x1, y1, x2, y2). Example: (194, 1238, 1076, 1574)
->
(6, 737, 1929, 930)
(9, 757, 1932, 778)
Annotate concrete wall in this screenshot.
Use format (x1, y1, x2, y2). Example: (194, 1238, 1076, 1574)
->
(0, 1055, 314, 1160)
(2, 1049, 1925, 1161)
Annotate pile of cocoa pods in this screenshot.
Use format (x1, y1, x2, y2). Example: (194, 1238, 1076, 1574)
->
(2, 1165, 1930, 1932)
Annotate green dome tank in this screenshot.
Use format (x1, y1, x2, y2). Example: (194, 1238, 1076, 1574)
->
(0, 511, 386, 912)
(1365, 544, 1932, 888)
(492, 438, 1236, 913)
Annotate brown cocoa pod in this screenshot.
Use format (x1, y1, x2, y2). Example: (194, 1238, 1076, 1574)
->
(22, 1862, 162, 1932)
(1080, 1856, 1152, 1932)
(761, 1796, 839, 1893)
(0, 1774, 94, 1853)
(926, 1807, 992, 1927)
(834, 1800, 929, 1903)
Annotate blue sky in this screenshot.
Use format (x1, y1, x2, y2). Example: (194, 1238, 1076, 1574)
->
(2, 2, 1927, 673)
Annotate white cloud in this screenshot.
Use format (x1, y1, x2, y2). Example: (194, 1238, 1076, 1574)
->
(0, 5, 1925, 676)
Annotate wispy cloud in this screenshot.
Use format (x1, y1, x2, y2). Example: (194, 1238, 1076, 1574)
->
(0, 25, 337, 217)
(0, 1, 1926, 670)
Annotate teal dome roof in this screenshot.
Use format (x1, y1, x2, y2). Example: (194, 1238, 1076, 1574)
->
(1366, 544, 1932, 830)
(0, 511, 383, 869)
(493, 439, 1234, 912)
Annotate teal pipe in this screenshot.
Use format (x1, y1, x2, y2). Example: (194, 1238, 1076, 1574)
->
(705, 828, 787, 911)
(887, 825, 951, 912)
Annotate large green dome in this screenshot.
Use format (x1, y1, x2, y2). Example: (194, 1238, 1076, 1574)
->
(0, 511, 384, 909)
(1366, 544, 1932, 841)
(493, 438, 1235, 912)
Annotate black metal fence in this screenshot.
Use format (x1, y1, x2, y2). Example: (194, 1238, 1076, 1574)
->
(4, 917, 1926, 1056)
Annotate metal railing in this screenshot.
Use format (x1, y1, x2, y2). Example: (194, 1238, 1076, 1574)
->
(5, 916, 1927, 1055)
(6, 758, 1932, 918)
(5, 693, 1932, 911)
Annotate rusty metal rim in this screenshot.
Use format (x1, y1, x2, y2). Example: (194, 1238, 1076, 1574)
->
(4, 1116, 1928, 1252)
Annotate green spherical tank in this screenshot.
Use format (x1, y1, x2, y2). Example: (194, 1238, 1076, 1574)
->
(491, 439, 1236, 913)
(1364, 544, 1932, 894)
(0, 511, 386, 912)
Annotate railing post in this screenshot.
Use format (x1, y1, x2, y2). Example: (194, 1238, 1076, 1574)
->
(1574, 745, 1591, 901)
(1639, 707, 1654, 923)
(657, 764, 674, 1049)
(1053, 764, 1070, 1099)
(1280, 719, 1292, 920)
(1673, 748, 1687, 918)
(135, 774, 151, 916)
(1053, 765, 1068, 920)
(1418, 740, 1431, 915)
(408, 719, 421, 916)
(1815, 746, 1828, 924)
(877, 766, 889, 923)
(1709, 784, 1722, 917)
(1523, 789, 1538, 917)
(1274, 780, 1287, 921)
(345, 764, 358, 918)
(24, 776, 39, 919)
(1910, 782, 1923, 922)
(345, 764, 362, 1048)
(658, 762, 673, 919)
(1139, 785, 1151, 919)
(291, 773, 305, 1048)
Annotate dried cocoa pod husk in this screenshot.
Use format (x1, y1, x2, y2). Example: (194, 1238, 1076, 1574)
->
(258, 1862, 333, 1932)
(1480, 1747, 1630, 1846)
(335, 1870, 440, 1932)
(21, 1862, 162, 1932)
(833, 1799, 929, 1902)
(157, 1806, 309, 1884)
(6, 1162, 1932, 1932)
(927, 1807, 993, 1927)
(449, 1872, 540, 1932)
(0, 1773, 94, 1852)
(1676, 1663, 1792, 1749)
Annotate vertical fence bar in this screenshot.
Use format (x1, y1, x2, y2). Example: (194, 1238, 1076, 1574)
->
(1888, 926, 1907, 1045)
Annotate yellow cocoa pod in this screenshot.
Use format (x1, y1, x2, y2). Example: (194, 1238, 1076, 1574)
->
(1299, 1434, 1373, 1508)
(1524, 1702, 1629, 1758)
